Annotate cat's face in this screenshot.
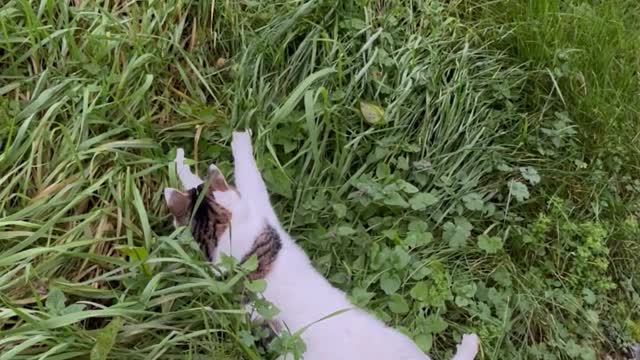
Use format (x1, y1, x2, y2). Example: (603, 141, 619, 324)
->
(164, 163, 257, 265)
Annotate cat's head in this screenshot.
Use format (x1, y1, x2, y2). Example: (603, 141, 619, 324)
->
(164, 161, 259, 266)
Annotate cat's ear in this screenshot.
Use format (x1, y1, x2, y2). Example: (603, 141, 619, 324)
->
(175, 148, 204, 190)
(164, 188, 192, 226)
(207, 164, 230, 192)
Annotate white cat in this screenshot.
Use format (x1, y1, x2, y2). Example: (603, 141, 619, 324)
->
(164, 131, 480, 360)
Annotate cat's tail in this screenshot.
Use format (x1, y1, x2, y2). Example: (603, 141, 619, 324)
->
(450, 334, 480, 360)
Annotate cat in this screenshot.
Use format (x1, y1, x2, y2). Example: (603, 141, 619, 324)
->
(164, 131, 480, 360)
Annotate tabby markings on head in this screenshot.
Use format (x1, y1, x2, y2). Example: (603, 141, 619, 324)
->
(189, 184, 231, 262)
(183, 185, 282, 280)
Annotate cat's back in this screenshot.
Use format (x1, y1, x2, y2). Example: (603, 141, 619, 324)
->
(299, 308, 429, 360)
(265, 240, 429, 359)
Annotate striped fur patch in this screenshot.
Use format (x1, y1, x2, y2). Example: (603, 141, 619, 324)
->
(189, 185, 231, 262)
(188, 185, 282, 281)
(241, 225, 282, 280)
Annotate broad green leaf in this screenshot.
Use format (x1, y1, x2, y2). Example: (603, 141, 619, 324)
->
(380, 273, 401, 295)
(406, 220, 432, 246)
(350, 288, 375, 307)
(491, 266, 512, 287)
(454, 283, 477, 308)
(238, 330, 256, 347)
(376, 162, 391, 178)
(241, 254, 259, 272)
(455, 296, 473, 307)
(520, 166, 541, 185)
(509, 180, 530, 202)
(409, 192, 439, 210)
(269, 332, 307, 358)
(329, 272, 349, 285)
(487, 288, 507, 307)
(397, 156, 410, 170)
(255, 299, 280, 320)
(585, 310, 599, 326)
(565, 340, 596, 360)
(382, 229, 401, 242)
(456, 283, 478, 298)
(336, 225, 356, 236)
(333, 203, 347, 218)
(264, 168, 293, 198)
(415, 333, 433, 352)
(406, 231, 433, 247)
(462, 193, 484, 211)
(360, 101, 386, 125)
(409, 282, 430, 302)
(397, 180, 419, 194)
(245, 279, 267, 293)
(387, 294, 409, 314)
(389, 246, 411, 270)
(483, 202, 496, 216)
(477, 234, 503, 254)
(411, 263, 433, 281)
(383, 192, 409, 208)
(582, 288, 597, 305)
(90, 318, 124, 360)
(442, 217, 473, 248)
(408, 220, 429, 233)
(424, 315, 448, 334)
(383, 182, 401, 193)
(46, 288, 66, 314)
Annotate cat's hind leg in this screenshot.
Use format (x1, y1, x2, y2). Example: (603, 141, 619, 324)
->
(451, 334, 480, 360)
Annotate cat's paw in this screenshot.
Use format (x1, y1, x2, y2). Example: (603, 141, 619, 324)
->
(175, 148, 185, 164)
(232, 130, 252, 141)
(461, 334, 479, 347)
(454, 334, 480, 359)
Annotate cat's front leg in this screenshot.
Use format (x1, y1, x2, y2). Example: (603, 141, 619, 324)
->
(231, 131, 262, 197)
(231, 131, 279, 225)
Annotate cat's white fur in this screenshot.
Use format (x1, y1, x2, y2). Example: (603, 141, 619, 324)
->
(166, 132, 480, 360)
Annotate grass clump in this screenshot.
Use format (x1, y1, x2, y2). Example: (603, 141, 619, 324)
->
(1, 0, 639, 359)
